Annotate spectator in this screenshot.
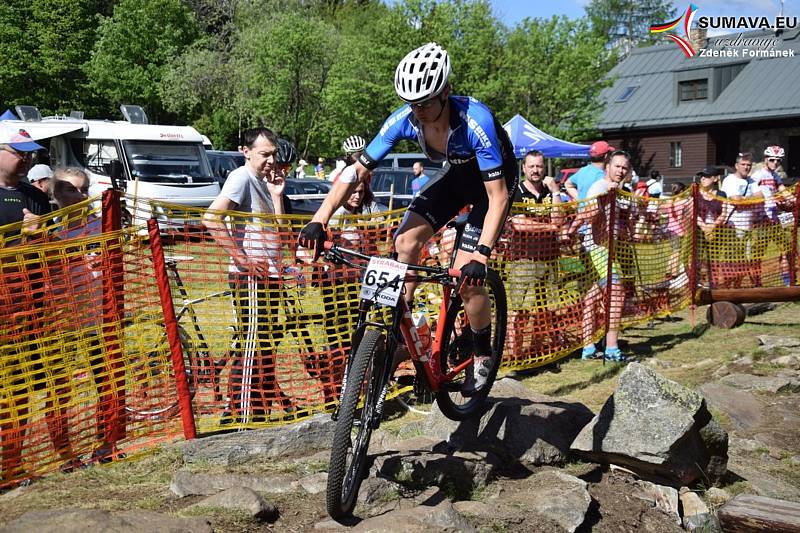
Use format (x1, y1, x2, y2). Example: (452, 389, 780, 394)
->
(505, 150, 564, 357)
(564, 141, 614, 201)
(646, 170, 663, 198)
(296, 159, 308, 180)
(752, 145, 792, 285)
(315, 157, 325, 179)
(329, 159, 346, 182)
(665, 182, 690, 288)
(410, 162, 430, 197)
(0, 124, 50, 231)
(47, 167, 123, 466)
(565, 150, 630, 362)
(202, 127, 294, 424)
(27, 164, 53, 194)
(720, 152, 764, 287)
(0, 126, 52, 485)
(695, 166, 727, 288)
(330, 179, 385, 249)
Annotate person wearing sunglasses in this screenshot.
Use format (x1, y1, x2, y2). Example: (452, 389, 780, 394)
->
(751, 145, 794, 285)
(299, 42, 517, 394)
(0, 124, 51, 232)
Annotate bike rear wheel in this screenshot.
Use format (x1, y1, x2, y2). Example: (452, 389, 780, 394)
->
(435, 268, 507, 421)
(326, 328, 386, 520)
(125, 325, 197, 421)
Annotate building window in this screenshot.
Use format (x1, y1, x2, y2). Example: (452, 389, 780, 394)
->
(616, 85, 639, 103)
(679, 79, 708, 101)
(669, 142, 682, 168)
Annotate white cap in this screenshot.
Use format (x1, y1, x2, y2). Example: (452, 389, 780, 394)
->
(298, 159, 308, 166)
(27, 164, 53, 182)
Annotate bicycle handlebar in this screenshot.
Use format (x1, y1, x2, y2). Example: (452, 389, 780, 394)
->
(323, 241, 461, 280)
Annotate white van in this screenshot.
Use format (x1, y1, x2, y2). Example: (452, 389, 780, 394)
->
(4, 106, 220, 207)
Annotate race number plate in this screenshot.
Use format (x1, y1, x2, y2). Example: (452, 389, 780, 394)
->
(360, 257, 407, 307)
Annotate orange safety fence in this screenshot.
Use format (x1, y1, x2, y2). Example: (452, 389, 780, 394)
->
(1, 183, 797, 487)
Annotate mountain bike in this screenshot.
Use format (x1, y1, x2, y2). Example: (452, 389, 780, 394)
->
(124, 255, 231, 420)
(323, 219, 507, 520)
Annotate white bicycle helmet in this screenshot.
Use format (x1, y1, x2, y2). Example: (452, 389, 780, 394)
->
(342, 135, 366, 154)
(394, 42, 451, 104)
(764, 145, 785, 158)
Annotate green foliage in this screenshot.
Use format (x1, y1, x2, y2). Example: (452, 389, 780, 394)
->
(496, 16, 612, 140)
(1, 0, 620, 154)
(0, 0, 97, 115)
(586, 0, 675, 56)
(85, 0, 200, 121)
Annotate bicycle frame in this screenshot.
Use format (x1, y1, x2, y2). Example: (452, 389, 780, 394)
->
(323, 242, 469, 396)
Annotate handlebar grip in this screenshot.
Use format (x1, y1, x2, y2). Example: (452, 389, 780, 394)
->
(323, 241, 334, 251)
(448, 268, 461, 278)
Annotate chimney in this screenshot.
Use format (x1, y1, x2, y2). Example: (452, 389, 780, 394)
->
(689, 28, 707, 52)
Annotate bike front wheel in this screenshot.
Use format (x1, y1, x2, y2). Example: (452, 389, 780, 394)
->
(435, 268, 507, 421)
(326, 328, 386, 520)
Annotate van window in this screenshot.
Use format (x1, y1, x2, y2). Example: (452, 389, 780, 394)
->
(123, 141, 213, 182)
(84, 140, 119, 175)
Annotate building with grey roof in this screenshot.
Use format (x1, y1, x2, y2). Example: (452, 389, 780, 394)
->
(596, 28, 800, 183)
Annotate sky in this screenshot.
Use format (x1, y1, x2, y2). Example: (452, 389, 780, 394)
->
(492, 0, 799, 34)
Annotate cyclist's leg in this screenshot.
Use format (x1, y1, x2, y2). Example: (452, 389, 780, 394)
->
(398, 166, 469, 303)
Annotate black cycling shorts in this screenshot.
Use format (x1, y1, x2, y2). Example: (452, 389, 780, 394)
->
(408, 158, 517, 253)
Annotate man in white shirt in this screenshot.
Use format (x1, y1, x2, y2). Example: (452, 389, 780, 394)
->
(719, 152, 765, 287)
(751, 145, 793, 285)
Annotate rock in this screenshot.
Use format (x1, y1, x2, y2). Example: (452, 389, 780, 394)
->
(732, 437, 763, 452)
(338, 498, 475, 532)
(684, 513, 722, 532)
(0, 508, 212, 533)
(357, 477, 402, 505)
(423, 378, 594, 466)
(719, 373, 799, 393)
(178, 414, 334, 466)
(571, 363, 728, 486)
(771, 354, 800, 369)
(632, 481, 680, 524)
(680, 488, 710, 530)
(698, 418, 729, 480)
(373, 449, 496, 498)
(726, 456, 800, 501)
(190, 486, 278, 522)
(526, 470, 591, 533)
(712, 365, 731, 379)
(452, 500, 492, 517)
(757, 335, 800, 352)
(704, 487, 732, 506)
(732, 355, 753, 366)
(298, 472, 328, 495)
(170, 470, 300, 497)
(700, 383, 765, 431)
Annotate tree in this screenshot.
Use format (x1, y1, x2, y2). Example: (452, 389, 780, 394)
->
(0, 0, 97, 115)
(586, 0, 675, 57)
(495, 16, 612, 141)
(85, 0, 200, 121)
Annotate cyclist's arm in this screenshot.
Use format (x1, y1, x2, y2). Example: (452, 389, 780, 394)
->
(310, 163, 369, 225)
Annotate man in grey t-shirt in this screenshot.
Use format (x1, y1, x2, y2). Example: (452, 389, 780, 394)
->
(203, 127, 293, 424)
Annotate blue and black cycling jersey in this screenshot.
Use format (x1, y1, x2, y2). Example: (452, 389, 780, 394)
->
(358, 95, 515, 182)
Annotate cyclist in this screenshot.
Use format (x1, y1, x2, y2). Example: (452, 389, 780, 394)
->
(298, 42, 517, 394)
(331, 136, 366, 183)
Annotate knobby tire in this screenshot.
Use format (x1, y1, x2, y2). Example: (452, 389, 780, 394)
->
(326, 328, 385, 520)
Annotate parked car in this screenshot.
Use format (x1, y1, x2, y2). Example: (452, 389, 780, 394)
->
(285, 178, 331, 214)
(374, 152, 442, 175)
(557, 167, 579, 185)
(370, 168, 416, 209)
(206, 150, 244, 185)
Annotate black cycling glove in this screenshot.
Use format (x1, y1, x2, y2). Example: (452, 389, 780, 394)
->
(298, 222, 327, 260)
(459, 259, 487, 288)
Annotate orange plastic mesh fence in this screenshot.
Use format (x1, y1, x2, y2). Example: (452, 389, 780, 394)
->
(138, 197, 408, 433)
(1, 198, 184, 487)
(1, 184, 797, 485)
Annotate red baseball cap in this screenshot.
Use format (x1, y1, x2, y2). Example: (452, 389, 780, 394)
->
(589, 141, 615, 158)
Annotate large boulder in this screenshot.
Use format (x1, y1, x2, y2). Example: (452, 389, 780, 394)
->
(571, 363, 727, 486)
(178, 414, 334, 466)
(0, 509, 212, 533)
(422, 378, 594, 465)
